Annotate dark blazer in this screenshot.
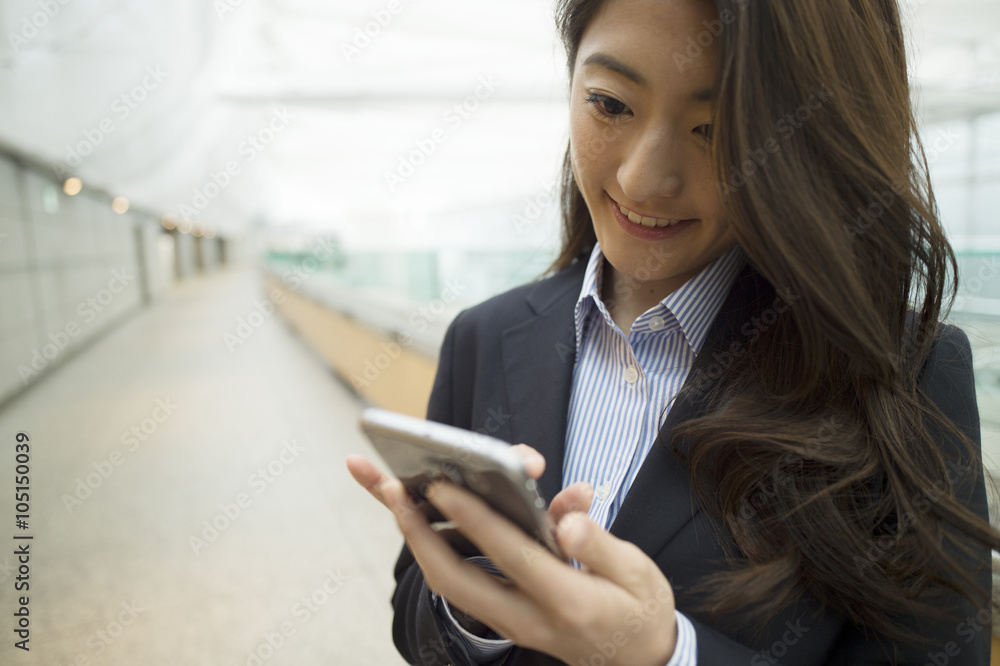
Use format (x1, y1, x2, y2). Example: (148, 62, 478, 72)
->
(390, 258, 991, 666)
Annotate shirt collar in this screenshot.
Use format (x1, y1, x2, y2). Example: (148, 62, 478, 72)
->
(573, 241, 746, 354)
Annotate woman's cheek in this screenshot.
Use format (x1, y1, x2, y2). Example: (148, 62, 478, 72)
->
(570, 115, 613, 187)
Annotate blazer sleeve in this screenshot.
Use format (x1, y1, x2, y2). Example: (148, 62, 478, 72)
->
(685, 324, 992, 665)
(389, 312, 520, 666)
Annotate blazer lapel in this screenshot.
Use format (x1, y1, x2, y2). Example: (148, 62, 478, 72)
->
(500, 260, 587, 506)
(610, 263, 764, 558)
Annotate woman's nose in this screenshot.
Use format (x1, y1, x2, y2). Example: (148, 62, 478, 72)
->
(617, 128, 685, 202)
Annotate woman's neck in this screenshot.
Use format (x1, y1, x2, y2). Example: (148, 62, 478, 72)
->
(600, 260, 695, 334)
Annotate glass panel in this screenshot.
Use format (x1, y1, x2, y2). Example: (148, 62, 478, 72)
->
(934, 183, 971, 242)
(972, 179, 1000, 239)
(974, 112, 1000, 178)
(923, 119, 971, 183)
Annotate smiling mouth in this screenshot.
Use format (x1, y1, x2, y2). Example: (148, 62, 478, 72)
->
(615, 202, 689, 228)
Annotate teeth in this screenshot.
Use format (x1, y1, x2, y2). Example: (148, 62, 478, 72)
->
(619, 204, 679, 228)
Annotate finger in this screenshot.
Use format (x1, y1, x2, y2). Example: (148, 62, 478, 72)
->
(556, 512, 658, 598)
(548, 481, 594, 525)
(383, 479, 545, 638)
(425, 480, 576, 606)
(345, 454, 395, 509)
(510, 444, 545, 480)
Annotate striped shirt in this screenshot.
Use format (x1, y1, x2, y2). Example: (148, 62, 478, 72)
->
(435, 240, 746, 665)
(561, 240, 746, 666)
(563, 240, 747, 530)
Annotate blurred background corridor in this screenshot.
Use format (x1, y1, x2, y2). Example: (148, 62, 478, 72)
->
(0, 1, 998, 664)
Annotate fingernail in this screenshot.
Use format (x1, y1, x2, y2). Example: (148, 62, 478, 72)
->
(582, 483, 594, 498)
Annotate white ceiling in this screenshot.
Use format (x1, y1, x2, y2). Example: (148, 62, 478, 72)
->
(0, 0, 997, 248)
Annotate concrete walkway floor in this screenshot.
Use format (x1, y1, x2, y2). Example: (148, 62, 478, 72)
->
(0, 268, 410, 666)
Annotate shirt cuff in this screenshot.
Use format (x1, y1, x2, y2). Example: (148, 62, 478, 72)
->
(664, 611, 698, 666)
(431, 556, 514, 662)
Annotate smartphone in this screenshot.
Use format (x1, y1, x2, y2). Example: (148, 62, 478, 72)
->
(359, 407, 565, 561)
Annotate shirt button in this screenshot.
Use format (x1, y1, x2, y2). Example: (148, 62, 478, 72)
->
(624, 366, 639, 384)
(649, 316, 665, 331)
(596, 483, 611, 501)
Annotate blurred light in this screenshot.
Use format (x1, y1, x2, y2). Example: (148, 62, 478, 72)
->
(161, 215, 177, 231)
(204, 225, 217, 239)
(63, 178, 83, 196)
(192, 223, 204, 237)
(178, 219, 193, 234)
(112, 197, 130, 214)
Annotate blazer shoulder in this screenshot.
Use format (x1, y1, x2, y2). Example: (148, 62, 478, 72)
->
(914, 319, 976, 401)
(913, 320, 982, 493)
(927, 322, 973, 368)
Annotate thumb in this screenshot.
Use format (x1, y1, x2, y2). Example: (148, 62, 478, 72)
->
(548, 482, 594, 525)
(510, 443, 545, 480)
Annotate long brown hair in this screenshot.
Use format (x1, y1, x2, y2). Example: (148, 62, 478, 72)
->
(552, 0, 999, 643)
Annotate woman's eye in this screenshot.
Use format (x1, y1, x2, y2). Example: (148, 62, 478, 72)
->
(695, 124, 714, 141)
(584, 93, 629, 118)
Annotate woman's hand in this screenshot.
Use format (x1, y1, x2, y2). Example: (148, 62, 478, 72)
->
(346, 445, 678, 666)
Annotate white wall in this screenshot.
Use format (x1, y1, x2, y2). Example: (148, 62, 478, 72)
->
(0, 155, 149, 404)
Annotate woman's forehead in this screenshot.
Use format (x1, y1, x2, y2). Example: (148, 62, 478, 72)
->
(574, 0, 721, 90)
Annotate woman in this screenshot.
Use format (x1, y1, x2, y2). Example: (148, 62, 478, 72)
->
(348, 0, 999, 663)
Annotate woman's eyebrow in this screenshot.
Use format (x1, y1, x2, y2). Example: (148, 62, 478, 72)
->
(582, 52, 647, 86)
(581, 51, 716, 102)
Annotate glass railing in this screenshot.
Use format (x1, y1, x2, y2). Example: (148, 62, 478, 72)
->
(262, 246, 560, 310)
(261, 245, 1000, 468)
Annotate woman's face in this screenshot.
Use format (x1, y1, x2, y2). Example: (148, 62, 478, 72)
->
(570, 0, 737, 294)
